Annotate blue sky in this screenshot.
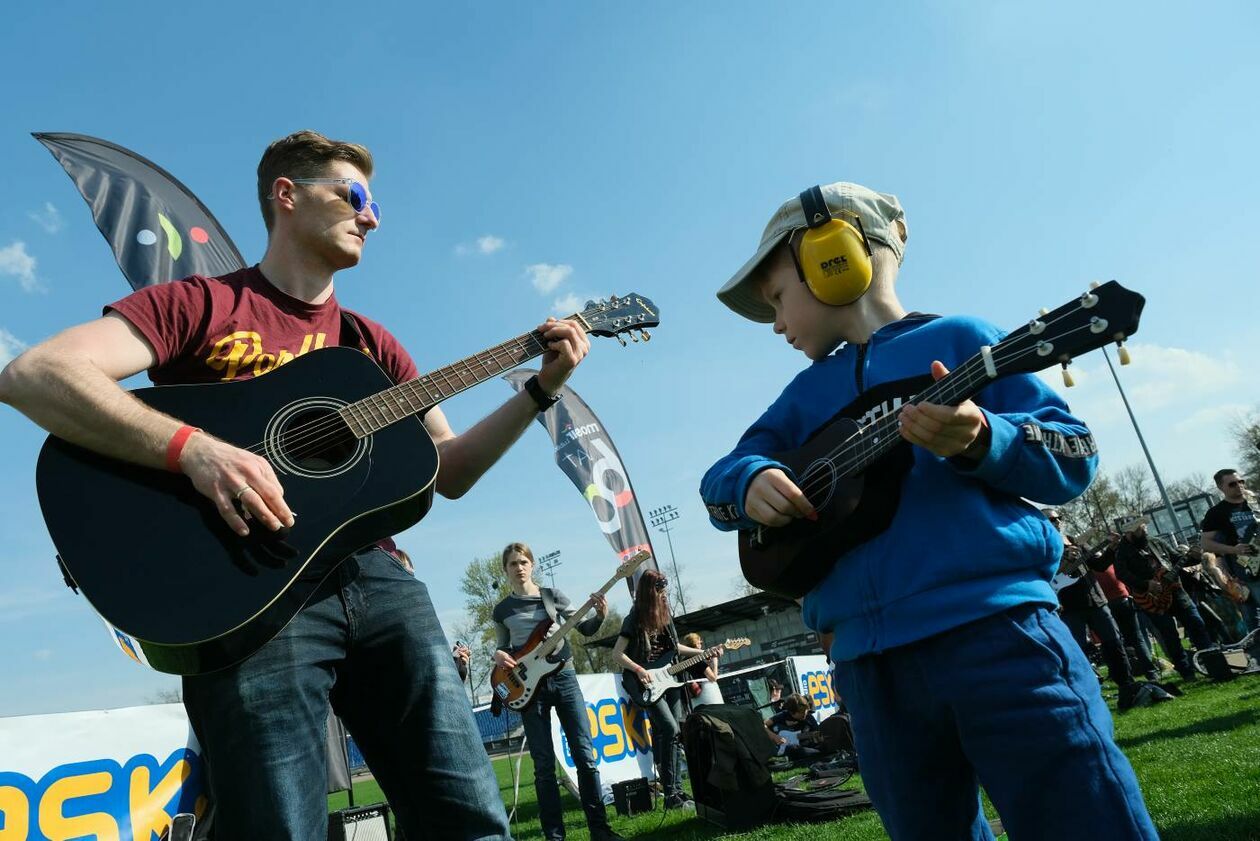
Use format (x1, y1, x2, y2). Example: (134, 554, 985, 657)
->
(1, 2, 1257, 715)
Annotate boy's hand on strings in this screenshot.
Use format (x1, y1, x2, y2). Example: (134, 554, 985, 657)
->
(745, 468, 817, 527)
(898, 361, 990, 460)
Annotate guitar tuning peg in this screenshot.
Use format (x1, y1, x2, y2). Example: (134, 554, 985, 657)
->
(1039, 308, 1049, 316)
(641, 329, 651, 341)
(1089, 280, 1101, 289)
(1061, 361, 1075, 388)
(630, 332, 640, 343)
(616, 334, 627, 347)
(1116, 340, 1131, 365)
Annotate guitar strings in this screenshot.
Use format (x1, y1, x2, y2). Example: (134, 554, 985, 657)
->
(793, 311, 1101, 502)
(233, 329, 555, 463)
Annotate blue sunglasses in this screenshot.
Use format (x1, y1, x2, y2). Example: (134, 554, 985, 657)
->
(285, 177, 381, 223)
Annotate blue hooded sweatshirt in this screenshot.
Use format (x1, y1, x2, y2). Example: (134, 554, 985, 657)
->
(700, 313, 1098, 662)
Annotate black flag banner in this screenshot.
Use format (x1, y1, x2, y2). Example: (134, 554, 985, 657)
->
(504, 369, 659, 593)
(34, 132, 246, 290)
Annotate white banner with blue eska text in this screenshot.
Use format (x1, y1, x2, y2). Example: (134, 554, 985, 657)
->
(0, 704, 205, 841)
(789, 655, 840, 722)
(548, 672, 656, 800)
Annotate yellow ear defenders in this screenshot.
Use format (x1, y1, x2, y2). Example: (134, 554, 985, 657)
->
(790, 185, 874, 306)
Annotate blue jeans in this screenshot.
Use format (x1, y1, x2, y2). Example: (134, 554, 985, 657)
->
(644, 688, 684, 799)
(1143, 588, 1213, 676)
(517, 668, 611, 841)
(183, 547, 510, 841)
(1108, 597, 1158, 677)
(833, 605, 1157, 840)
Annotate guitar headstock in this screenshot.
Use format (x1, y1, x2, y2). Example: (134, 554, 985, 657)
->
(990, 281, 1145, 381)
(721, 637, 752, 652)
(616, 550, 652, 579)
(575, 294, 660, 346)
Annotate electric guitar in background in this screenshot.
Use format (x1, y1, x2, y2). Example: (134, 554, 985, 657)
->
(36, 295, 659, 675)
(490, 551, 651, 711)
(622, 638, 751, 707)
(738, 282, 1146, 598)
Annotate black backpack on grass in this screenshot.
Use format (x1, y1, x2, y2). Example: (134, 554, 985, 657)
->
(681, 704, 779, 830)
(773, 775, 873, 823)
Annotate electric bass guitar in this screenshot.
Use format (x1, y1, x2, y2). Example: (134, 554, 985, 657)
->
(36, 295, 659, 675)
(621, 637, 751, 707)
(491, 550, 650, 711)
(738, 281, 1145, 598)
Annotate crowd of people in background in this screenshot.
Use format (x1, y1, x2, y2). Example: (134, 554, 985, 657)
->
(1049, 467, 1259, 707)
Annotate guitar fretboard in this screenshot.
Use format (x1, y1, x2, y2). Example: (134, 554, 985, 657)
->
(338, 329, 556, 437)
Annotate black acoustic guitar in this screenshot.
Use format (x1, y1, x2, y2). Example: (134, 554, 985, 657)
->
(738, 281, 1145, 598)
(36, 295, 658, 675)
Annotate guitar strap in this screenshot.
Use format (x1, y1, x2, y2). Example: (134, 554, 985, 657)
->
(540, 587, 559, 626)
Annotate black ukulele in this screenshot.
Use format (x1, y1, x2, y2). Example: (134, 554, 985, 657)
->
(738, 281, 1145, 598)
(36, 295, 658, 675)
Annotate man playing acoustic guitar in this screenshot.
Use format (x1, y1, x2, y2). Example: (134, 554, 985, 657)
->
(491, 542, 621, 841)
(0, 130, 594, 840)
(701, 182, 1157, 839)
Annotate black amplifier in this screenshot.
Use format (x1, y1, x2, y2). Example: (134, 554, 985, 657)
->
(612, 777, 654, 817)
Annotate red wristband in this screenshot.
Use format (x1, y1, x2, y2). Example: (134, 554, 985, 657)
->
(166, 425, 201, 473)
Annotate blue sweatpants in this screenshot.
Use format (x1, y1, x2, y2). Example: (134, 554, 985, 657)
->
(833, 604, 1158, 840)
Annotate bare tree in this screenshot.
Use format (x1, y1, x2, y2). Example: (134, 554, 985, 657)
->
(148, 687, 183, 704)
(1228, 409, 1260, 483)
(729, 575, 761, 599)
(1113, 464, 1159, 518)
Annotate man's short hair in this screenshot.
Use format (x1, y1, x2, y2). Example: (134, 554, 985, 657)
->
(1214, 468, 1239, 486)
(257, 130, 374, 233)
(500, 541, 534, 570)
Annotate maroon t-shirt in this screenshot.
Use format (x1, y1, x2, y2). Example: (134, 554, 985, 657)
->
(107, 266, 421, 556)
(106, 266, 418, 387)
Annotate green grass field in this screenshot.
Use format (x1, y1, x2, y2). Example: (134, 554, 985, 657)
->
(330, 675, 1260, 839)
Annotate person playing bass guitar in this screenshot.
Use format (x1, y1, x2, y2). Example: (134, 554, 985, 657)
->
(1114, 516, 1214, 682)
(491, 542, 622, 841)
(612, 569, 715, 811)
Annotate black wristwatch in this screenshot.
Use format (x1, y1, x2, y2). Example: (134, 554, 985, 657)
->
(524, 374, 560, 413)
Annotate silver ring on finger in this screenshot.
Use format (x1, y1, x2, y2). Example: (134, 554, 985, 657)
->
(233, 485, 253, 501)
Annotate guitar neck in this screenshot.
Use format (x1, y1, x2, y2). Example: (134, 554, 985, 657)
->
(837, 347, 997, 477)
(667, 645, 723, 676)
(535, 567, 624, 660)
(340, 327, 561, 438)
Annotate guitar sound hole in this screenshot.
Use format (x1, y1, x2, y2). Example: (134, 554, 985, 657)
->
(277, 407, 358, 471)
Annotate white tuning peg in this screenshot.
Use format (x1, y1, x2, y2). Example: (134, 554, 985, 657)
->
(616, 335, 627, 347)
(641, 329, 651, 341)
(1061, 362, 1075, 388)
(1116, 340, 1131, 365)
(630, 332, 640, 343)
(1089, 280, 1101, 289)
(1039, 308, 1050, 316)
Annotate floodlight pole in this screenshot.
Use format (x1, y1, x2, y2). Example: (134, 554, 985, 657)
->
(648, 505, 687, 615)
(537, 550, 562, 591)
(1101, 345, 1178, 532)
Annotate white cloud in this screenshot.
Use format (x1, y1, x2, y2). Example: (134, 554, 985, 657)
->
(526, 263, 573, 294)
(28, 202, 63, 234)
(454, 234, 507, 256)
(32, 649, 53, 661)
(0, 328, 27, 367)
(476, 235, 505, 254)
(0, 241, 43, 292)
(552, 293, 582, 315)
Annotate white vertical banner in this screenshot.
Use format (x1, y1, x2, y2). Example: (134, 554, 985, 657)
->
(549, 673, 656, 799)
(0, 704, 205, 841)
(788, 655, 840, 723)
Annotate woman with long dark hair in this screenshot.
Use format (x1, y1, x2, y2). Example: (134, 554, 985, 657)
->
(612, 569, 710, 809)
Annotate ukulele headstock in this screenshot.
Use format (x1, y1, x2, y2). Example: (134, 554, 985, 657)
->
(992, 281, 1145, 381)
(575, 294, 659, 346)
